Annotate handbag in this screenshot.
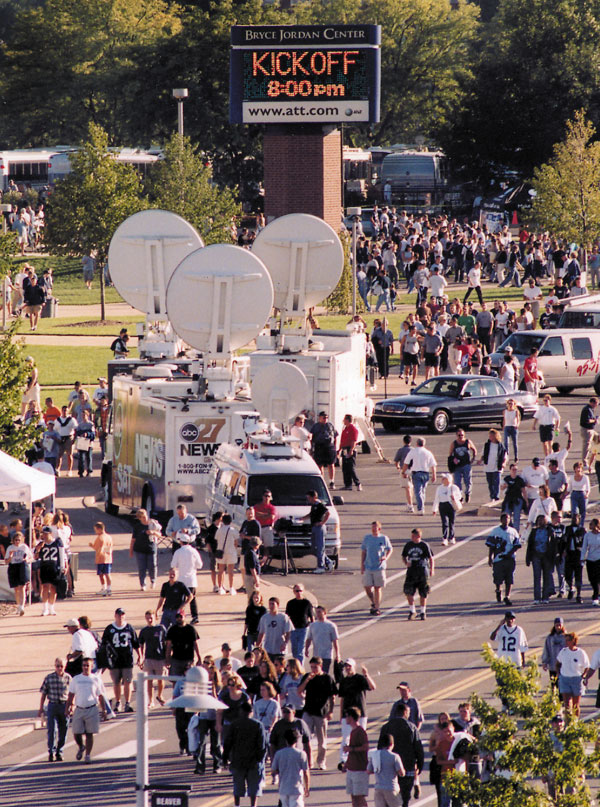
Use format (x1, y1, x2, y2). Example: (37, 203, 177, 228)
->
(75, 436, 93, 451)
(215, 527, 230, 560)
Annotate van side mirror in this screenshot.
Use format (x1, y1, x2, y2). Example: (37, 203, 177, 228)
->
(461, 391, 471, 398)
(539, 349, 550, 356)
(332, 495, 344, 506)
(229, 494, 243, 505)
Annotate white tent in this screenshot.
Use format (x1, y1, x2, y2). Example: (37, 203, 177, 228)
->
(0, 450, 55, 503)
(0, 451, 56, 602)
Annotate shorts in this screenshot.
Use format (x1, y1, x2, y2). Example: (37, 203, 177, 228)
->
(558, 674, 585, 696)
(72, 705, 100, 734)
(109, 667, 133, 685)
(25, 305, 42, 316)
(403, 353, 419, 367)
(144, 658, 166, 675)
(8, 562, 30, 588)
(539, 424, 554, 442)
(231, 763, 265, 798)
(363, 569, 386, 588)
(83, 268, 94, 282)
(97, 563, 112, 575)
(281, 796, 304, 807)
(424, 352, 440, 367)
(492, 557, 516, 587)
(261, 525, 274, 549)
(399, 474, 413, 491)
(40, 563, 59, 586)
(219, 552, 238, 566)
(374, 791, 402, 807)
(58, 436, 73, 456)
(313, 444, 337, 467)
(346, 770, 370, 796)
(404, 576, 430, 598)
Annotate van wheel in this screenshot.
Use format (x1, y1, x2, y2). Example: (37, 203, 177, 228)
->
(556, 386, 574, 395)
(142, 487, 156, 518)
(595, 377, 600, 396)
(104, 467, 119, 516)
(331, 553, 339, 570)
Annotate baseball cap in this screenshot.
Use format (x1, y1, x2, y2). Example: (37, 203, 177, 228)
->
(343, 658, 356, 668)
(115, 607, 126, 615)
(282, 704, 295, 713)
(64, 618, 79, 627)
(504, 346, 513, 353)
(554, 617, 564, 624)
(42, 526, 52, 533)
(505, 610, 516, 619)
(532, 457, 541, 466)
(98, 376, 107, 382)
(319, 411, 327, 417)
(222, 643, 231, 651)
(398, 681, 410, 688)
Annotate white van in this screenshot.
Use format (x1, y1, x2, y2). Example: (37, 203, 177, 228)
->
(205, 436, 343, 567)
(558, 296, 600, 329)
(490, 329, 600, 395)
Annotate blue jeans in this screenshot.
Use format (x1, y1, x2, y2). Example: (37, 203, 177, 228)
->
(375, 290, 392, 311)
(47, 701, 68, 753)
(77, 449, 93, 475)
(503, 499, 524, 531)
(196, 718, 222, 770)
(532, 553, 555, 600)
(486, 471, 501, 500)
(161, 607, 178, 630)
(503, 426, 519, 459)
(555, 556, 566, 595)
(311, 524, 325, 568)
(135, 550, 157, 588)
(290, 628, 308, 662)
(453, 465, 472, 498)
(439, 501, 455, 542)
(570, 490, 587, 526)
(499, 267, 521, 287)
(412, 471, 430, 512)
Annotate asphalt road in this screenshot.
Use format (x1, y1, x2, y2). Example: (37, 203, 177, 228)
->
(2, 388, 600, 807)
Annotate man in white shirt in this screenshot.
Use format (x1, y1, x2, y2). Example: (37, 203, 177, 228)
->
(170, 535, 203, 625)
(92, 377, 109, 406)
(66, 657, 106, 763)
(291, 414, 312, 452)
(53, 405, 78, 477)
(489, 611, 528, 667)
(533, 394, 561, 456)
(427, 265, 447, 298)
(557, 633, 589, 716)
(65, 618, 97, 670)
(402, 437, 437, 515)
(522, 457, 549, 502)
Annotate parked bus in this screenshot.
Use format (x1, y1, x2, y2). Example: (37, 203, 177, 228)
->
(0, 149, 66, 192)
(381, 149, 449, 209)
(48, 148, 162, 184)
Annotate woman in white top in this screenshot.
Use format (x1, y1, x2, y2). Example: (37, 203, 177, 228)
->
(432, 473, 462, 545)
(216, 515, 239, 596)
(5, 532, 34, 615)
(502, 398, 521, 461)
(556, 632, 590, 716)
(527, 485, 558, 527)
(523, 279, 543, 324)
(568, 462, 591, 527)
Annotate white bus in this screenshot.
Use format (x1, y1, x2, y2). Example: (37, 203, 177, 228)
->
(0, 149, 66, 192)
(48, 148, 162, 184)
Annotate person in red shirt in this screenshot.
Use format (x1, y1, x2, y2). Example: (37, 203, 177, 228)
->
(339, 414, 362, 492)
(44, 397, 61, 425)
(254, 489, 278, 560)
(523, 347, 541, 395)
(343, 706, 369, 807)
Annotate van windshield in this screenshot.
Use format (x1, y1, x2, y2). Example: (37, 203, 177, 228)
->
(248, 475, 331, 507)
(498, 333, 545, 355)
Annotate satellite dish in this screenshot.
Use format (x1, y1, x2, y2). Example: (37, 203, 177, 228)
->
(251, 362, 309, 425)
(165, 244, 274, 358)
(108, 210, 204, 315)
(252, 214, 344, 315)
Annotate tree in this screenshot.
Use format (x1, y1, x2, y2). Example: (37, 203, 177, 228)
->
(0, 323, 41, 459)
(529, 111, 600, 263)
(147, 135, 240, 245)
(444, 644, 600, 807)
(44, 123, 146, 320)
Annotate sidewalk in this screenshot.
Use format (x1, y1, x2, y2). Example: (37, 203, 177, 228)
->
(0, 490, 309, 749)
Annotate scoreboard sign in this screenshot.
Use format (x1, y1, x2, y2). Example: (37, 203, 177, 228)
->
(230, 25, 380, 124)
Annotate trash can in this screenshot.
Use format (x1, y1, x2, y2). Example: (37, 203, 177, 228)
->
(41, 297, 59, 318)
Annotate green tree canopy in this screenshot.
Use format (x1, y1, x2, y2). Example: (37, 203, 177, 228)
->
(0, 325, 41, 460)
(529, 111, 600, 251)
(147, 134, 240, 244)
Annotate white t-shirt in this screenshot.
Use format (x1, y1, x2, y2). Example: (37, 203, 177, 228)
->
(69, 672, 104, 708)
(522, 465, 549, 498)
(171, 544, 203, 588)
(534, 405, 560, 427)
(404, 446, 437, 473)
(428, 274, 448, 297)
(495, 625, 528, 667)
(545, 449, 568, 472)
(556, 647, 590, 677)
(71, 628, 98, 660)
(483, 442, 500, 473)
(291, 424, 312, 451)
(523, 285, 542, 302)
(467, 267, 481, 287)
(569, 475, 591, 496)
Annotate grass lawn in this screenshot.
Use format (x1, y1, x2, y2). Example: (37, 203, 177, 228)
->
(13, 255, 124, 305)
(28, 314, 144, 336)
(28, 345, 139, 385)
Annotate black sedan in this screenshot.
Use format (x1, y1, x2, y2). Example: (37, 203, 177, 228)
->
(371, 375, 538, 434)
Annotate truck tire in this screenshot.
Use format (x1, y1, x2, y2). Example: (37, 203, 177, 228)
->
(595, 376, 600, 396)
(142, 486, 156, 519)
(104, 466, 119, 516)
(556, 386, 574, 395)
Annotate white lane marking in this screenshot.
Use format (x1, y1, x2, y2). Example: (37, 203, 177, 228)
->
(339, 556, 489, 640)
(331, 525, 493, 615)
(94, 738, 163, 759)
(0, 716, 130, 777)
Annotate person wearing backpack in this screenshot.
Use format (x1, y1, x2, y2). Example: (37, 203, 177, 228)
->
(111, 328, 129, 359)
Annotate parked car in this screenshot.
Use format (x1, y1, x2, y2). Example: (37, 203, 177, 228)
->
(371, 375, 538, 434)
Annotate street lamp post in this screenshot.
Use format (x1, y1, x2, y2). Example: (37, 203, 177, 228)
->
(347, 206, 361, 317)
(172, 88, 189, 137)
(136, 666, 226, 807)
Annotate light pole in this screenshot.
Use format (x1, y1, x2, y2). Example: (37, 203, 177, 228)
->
(172, 88, 189, 137)
(136, 666, 225, 807)
(347, 206, 361, 317)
